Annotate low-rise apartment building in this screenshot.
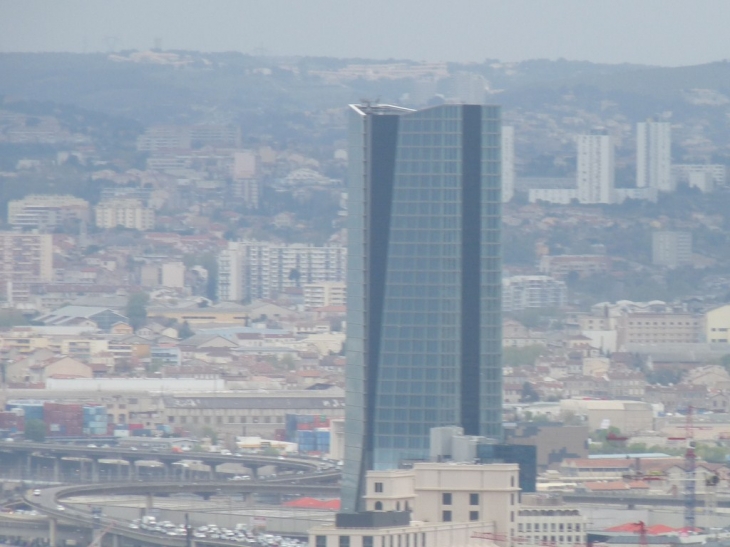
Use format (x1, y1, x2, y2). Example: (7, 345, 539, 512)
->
(95, 199, 155, 231)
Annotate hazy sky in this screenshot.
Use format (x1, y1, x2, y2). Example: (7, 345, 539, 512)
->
(2, 0, 729, 66)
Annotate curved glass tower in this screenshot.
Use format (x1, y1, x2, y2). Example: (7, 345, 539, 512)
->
(342, 103, 503, 512)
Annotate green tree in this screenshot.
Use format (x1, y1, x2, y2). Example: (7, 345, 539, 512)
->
(503, 346, 548, 367)
(178, 321, 194, 340)
(200, 426, 219, 445)
(520, 382, 540, 403)
(24, 419, 46, 442)
(126, 292, 149, 330)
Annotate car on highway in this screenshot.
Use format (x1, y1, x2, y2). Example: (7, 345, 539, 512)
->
(32, 489, 41, 496)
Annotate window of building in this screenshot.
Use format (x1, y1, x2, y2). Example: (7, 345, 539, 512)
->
(363, 537, 374, 547)
(316, 537, 327, 547)
(469, 511, 479, 521)
(526, 524, 532, 532)
(469, 493, 479, 505)
(375, 501, 383, 511)
(511, 476, 515, 487)
(511, 493, 515, 505)
(339, 536, 350, 547)
(518, 524, 523, 533)
(511, 512, 514, 523)
(576, 524, 581, 532)
(442, 493, 452, 505)
(442, 511, 452, 522)
(375, 482, 383, 493)
(551, 523, 556, 532)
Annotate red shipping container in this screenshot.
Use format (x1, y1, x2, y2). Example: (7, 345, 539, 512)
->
(128, 423, 144, 430)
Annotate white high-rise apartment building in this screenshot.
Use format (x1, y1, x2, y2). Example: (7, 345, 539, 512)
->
(502, 126, 515, 203)
(637, 119, 672, 192)
(94, 199, 155, 231)
(576, 130, 614, 204)
(503, 275, 567, 312)
(0, 232, 53, 300)
(218, 240, 346, 302)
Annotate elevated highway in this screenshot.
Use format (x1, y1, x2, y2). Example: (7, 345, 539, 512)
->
(22, 472, 340, 546)
(0, 441, 325, 483)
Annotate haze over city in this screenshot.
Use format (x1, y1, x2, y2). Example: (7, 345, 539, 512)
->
(1, 0, 730, 65)
(2, 2, 730, 547)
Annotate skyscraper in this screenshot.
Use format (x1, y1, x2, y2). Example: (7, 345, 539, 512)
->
(637, 119, 672, 192)
(342, 103, 502, 513)
(501, 126, 515, 203)
(576, 130, 615, 204)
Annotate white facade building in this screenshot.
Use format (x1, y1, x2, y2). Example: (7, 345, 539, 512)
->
(637, 119, 672, 192)
(502, 126, 515, 203)
(310, 463, 519, 547)
(516, 495, 587, 547)
(503, 276, 567, 312)
(652, 231, 692, 268)
(303, 281, 346, 309)
(0, 232, 54, 300)
(161, 262, 186, 289)
(576, 131, 614, 204)
(94, 199, 155, 231)
(672, 164, 726, 192)
(218, 240, 346, 302)
(8, 194, 90, 229)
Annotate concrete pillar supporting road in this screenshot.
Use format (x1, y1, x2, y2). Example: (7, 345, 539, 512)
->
(163, 462, 172, 480)
(146, 493, 154, 512)
(24, 454, 32, 480)
(210, 463, 218, 481)
(129, 459, 137, 480)
(91, 458, 99, 483)
(53, 457, 60, 483)
(111, 533, 120, 547)
(241, 493, 253, 507)
(49, 517, 58, 547)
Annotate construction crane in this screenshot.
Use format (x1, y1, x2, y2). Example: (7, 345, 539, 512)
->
(684, 406, 697, 531)
(88, 522, 115, 547)
(633, 521, 647, 547)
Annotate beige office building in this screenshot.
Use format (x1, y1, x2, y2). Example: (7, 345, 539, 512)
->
(310, 463, 519, 547)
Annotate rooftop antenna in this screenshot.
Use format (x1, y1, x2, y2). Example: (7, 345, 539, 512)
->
(359, 97, 381, 112)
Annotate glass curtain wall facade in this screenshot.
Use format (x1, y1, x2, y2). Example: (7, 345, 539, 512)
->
(342, 103, 502, 513)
